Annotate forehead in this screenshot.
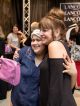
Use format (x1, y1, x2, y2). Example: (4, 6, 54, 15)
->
(13, 26, 18, 29)
(39, 18, 53, 30)
(31, 35, 41, 39)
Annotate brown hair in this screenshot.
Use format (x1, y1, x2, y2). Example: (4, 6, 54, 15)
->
(48, 7, 64, 21)
(39, 16, 66, 40)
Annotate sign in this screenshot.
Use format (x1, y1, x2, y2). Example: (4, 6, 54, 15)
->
(60, 3, 80, 27)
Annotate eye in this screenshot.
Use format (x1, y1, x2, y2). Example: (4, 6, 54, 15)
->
(42, 29, 48, 32)
(37, 39, 41, 42)
(31, 39, 35, 42)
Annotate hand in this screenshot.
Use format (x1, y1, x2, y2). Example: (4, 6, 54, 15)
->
(63, 55, 77, 76)
(13, 50, 19, 60)
(17, 30, 22, 34)
(0, 55, 4, 58)
(16, 48, 20, 51)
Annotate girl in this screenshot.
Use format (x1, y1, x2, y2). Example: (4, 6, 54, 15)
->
(39, 16, 77, 106)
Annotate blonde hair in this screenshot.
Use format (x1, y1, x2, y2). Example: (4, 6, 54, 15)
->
(39, 16, 66, 40)
(31, 22, 39, 32)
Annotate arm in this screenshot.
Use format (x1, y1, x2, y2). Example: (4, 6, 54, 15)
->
(13, 50, 20, 60)
(48, 41, 66, 58)
(17, 31, 27, 45)
(48, 41, 77, 89)
(7, 37, 20, 51)
(48, 41, 70, 105)
(13, 46, 29, 62)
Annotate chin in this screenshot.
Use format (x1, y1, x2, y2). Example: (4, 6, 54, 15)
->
(33, 50, 39, 54)
(42, 41, 47, 44)
(43, 42, 49, 45)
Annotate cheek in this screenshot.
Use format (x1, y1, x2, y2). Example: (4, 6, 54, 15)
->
(31, 43, 34, 48)
(31, 43, 32, 46)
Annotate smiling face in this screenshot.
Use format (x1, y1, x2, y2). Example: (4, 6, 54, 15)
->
(31, 35, 45, 55)
(39, 16, 66, 45)
(13, 26, 18, 34)
(41, 29, 53, 45)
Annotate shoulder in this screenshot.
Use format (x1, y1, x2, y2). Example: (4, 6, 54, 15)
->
(48, 41, 63, 47)
(19, 46, 35, 60)
(48, 41, 67, 58)
(20, 46, 31, 53)
(19, 46, 33, 55)
(7, 33, 13, 38)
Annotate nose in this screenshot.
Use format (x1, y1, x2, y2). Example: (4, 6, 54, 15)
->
(33, 40, 38, 44)
(40, 31, 44, 37)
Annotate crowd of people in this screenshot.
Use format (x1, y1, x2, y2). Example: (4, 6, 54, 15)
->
(0, 6, 79, 106)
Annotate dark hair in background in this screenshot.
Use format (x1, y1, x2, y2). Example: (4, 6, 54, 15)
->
(24, 36, 31, 46)
(69, 28, 76, 41)
(0, 38, 5, 56)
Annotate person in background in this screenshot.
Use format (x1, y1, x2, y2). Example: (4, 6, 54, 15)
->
(24, 21, 39, 46)
(0, 26, 5, 38)
(7, 24, 20, 52)
(75, 24, 80, 45)
(7, 24, 27, 56)
(0, 25, 11, 106)
(0, 26, 5, 56)
(39, 16, 77, 106)
(31, 21, 39, 32)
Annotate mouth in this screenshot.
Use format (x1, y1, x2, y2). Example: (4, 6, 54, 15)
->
(42, 38, 46, 42)
(33, 45, 40, 49)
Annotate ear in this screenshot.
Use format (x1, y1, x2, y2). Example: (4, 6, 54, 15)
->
(56, 28, 60, 35)
(54, 28, 60, 40)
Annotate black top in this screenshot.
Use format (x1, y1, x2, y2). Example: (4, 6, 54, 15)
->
(40, 41, 76, 106)
(40, 57, 49, 106)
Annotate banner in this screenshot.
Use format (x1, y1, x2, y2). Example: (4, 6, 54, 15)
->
(60, 3, 80, 27)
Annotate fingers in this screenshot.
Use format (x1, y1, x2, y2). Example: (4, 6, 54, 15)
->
(63, 63, 70, 69)
(64, 58, 70, 66)
(13, 50, 19, 59)
(63, 55, 72, 68)
(71, 58, 75, 64)
(66, 55, 72, 63)
(62, 70, 69, 73)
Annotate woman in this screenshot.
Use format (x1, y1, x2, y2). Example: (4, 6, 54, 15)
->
(39, 16, 77, 106)
(0, 25, 5, 56)
(11, 29, 47, 106)
(7, 24, 20, 52)
(0, 26, 10, 106)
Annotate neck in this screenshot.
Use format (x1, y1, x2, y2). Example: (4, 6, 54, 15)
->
(35, 53, 45, 66)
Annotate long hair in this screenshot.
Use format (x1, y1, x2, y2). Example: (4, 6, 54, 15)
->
(0, 26, 5, 38)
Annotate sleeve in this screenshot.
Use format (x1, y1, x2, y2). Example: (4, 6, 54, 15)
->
(14, 46, 30, 63)
(7, 33, 12, 40)
(14, 47, 26, 62)
(47, 58, 76, 106)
